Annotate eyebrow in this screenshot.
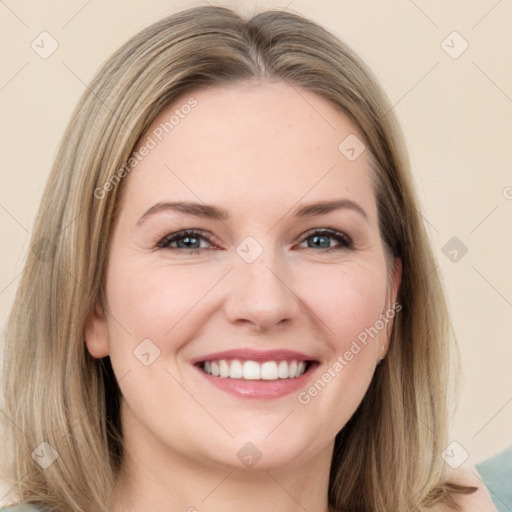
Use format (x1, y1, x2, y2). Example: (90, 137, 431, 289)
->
(137, 201, 228, 225)
(292, 198, 368, 221)
(136, 198, 368, 225)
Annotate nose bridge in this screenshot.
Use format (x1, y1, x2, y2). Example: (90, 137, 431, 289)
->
(224, 240, 299, 329)
(240, 252, 285, 296)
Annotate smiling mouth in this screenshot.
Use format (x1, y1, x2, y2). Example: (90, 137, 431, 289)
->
(197, 359, 315, 381)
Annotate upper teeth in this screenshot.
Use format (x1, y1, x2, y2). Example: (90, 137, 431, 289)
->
(202, 359, 307, 380)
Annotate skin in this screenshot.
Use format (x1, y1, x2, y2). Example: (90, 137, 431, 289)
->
(441, 466, 498, 512)
(84, 80, 490, 512)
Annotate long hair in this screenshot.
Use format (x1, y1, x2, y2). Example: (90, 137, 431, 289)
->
(1, 6, 473, 511)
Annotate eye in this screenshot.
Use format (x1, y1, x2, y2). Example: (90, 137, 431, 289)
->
(156, 228, 354, 255)
(157, 230, 218, 254)
(296, 229, 354, 252)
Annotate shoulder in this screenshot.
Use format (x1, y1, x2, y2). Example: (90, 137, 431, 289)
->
(433, 465, 498, 512)
(476, 445, 512, 510)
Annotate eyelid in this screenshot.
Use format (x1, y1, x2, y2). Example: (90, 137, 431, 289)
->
(156, 227, 354, 252)
(156, 229, 221, 250)
(295, 228, 354, 250)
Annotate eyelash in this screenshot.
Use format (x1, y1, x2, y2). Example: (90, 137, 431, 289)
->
(156, 228, 354, 255)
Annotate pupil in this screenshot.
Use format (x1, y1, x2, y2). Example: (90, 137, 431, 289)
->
(310, 235, 330, 248)
(178, 236, 199, 249)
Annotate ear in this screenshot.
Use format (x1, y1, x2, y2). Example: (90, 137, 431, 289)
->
(84, 300, 110, 358)
(389, 256, 402, 308)
(380, 256, 402, 359)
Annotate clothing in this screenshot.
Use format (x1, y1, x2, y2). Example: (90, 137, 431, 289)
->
(476, 445, 512, 512)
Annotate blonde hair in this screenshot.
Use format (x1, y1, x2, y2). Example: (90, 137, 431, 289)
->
(1, 6, 475, 511)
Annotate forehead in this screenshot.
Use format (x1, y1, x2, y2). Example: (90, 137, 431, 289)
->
(121, 80, 376, 221)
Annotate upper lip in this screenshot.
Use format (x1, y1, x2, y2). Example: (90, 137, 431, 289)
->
(191, 348, 317, 365)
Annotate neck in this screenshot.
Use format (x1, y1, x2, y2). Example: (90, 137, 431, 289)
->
(111, 403, 334, 512)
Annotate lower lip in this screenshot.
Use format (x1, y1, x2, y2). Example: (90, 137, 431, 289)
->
(194, 364, 318, 399)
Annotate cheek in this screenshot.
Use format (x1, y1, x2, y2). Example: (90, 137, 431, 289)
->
(104, 259, 223, 354)
(296, 262, 388, 350)
(291, 263, 389, 438)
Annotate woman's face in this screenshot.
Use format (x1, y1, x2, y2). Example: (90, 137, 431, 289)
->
(86, 80, 401, 472)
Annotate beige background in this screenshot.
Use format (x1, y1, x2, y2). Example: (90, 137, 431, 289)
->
(1, 0, 510, 478)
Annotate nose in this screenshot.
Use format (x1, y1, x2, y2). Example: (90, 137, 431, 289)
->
(223, 249, 300, 332)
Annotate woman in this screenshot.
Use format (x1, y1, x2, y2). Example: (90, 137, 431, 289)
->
(0, 5, 496, 512)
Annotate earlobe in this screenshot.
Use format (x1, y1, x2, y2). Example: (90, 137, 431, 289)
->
(84, 301, 110, 359)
